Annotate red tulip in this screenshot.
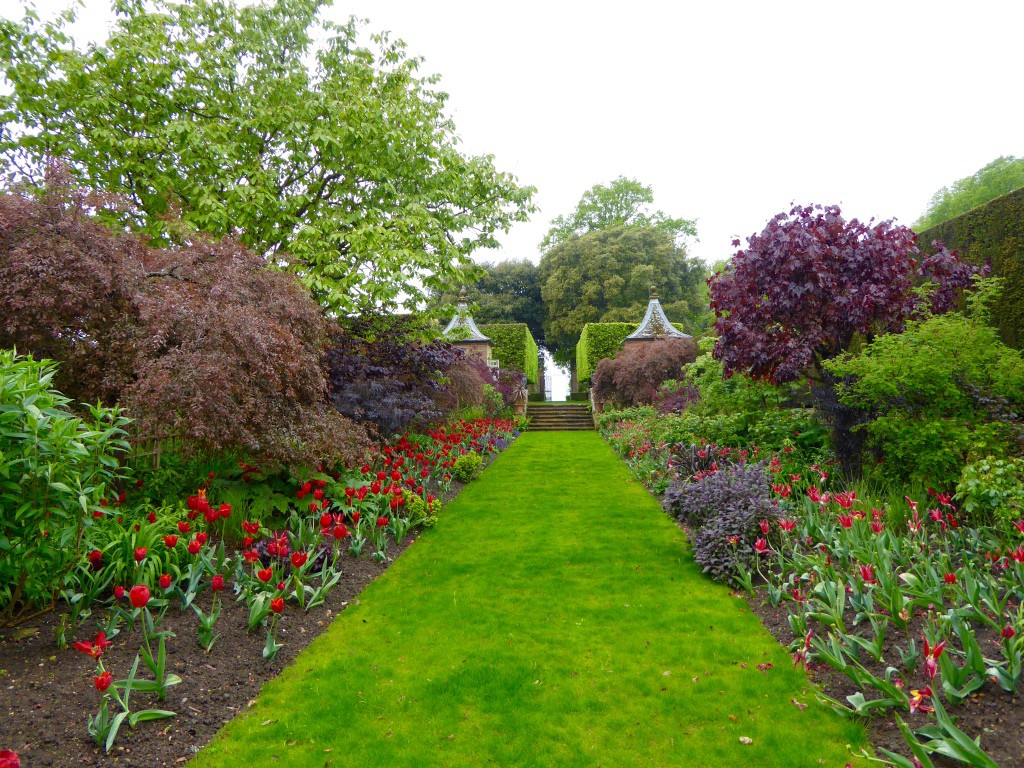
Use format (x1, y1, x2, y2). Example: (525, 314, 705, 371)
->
(778, 519, 797, 532)
(291, 552, 308, 568)
(196, 532, 208, 545)
(147, 511, 157, 524)
(133, 547, 147, 562)
(943, 572, 956, 585)
(219, 503, 231, 519)
(270, 597, 285, 614)
(129, 584, 150, 608)
(74, 631, 112, 659)
(753, 538, 770, 554)
(837, 514, 854, 529)
(0, 749, 20, 768)
(332, 524, 348, 540)
(377, 516, 389, 528)
(257, 567, 273, 583)
(243, 549, 259, 563)
(163, 534, 178, 548)
(188, 540, 202, 556)
(94, 671, 113, 693)
(859, 564, 876, 584)
(211, 574, 225, 591)
(114, 585, 125, 600)
(177, 521, 192, 533)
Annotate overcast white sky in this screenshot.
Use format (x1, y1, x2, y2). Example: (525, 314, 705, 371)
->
(17, 0, 1024, 266)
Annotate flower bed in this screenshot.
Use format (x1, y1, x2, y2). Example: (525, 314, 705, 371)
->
(601, 412, 1023, 767)
(0, 418, 520, 767)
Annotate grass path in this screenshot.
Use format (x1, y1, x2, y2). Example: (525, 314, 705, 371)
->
(192, 432, 867, 767)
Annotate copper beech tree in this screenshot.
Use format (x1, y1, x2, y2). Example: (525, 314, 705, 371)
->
(709, 204, 982, 474)
(0, 172, 369, 467)
(709, 204, 981, 385)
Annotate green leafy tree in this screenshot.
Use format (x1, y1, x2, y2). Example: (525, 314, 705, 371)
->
(0, 0, 534, 314)
(914, 156, 1024, 231)
(436, 259, 545, 342)
(539, 225, 709, 356)
(539, 176, 696, 251)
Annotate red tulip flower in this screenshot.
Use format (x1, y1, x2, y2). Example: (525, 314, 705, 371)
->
(377, 516, 389, 528)
(753, 538, 770, 555)
(778, 519, 797, 532)
(859, 564, 876, 584)
(333, 524, 348, 540)
(211, 574, 225, 591)
(923, 638, 946, 681)
(74, 630, 112, 659)
(188, 540, 202, 556)
(243, 549, 259, 563)
(196, 532, 208, 545)
(129, 584, 150, 608)
(270, 597, 285, 614)
(133, 547, 147, 562)
(159, 573, 172, 590)
(114, 585, 125, 600)
(94, 671, 113, 693)
(257, 567, 273, 583)
(0, 749, 20, 768)
(943, 572, 957, 585)
(163, 534, 178, 548)
(837, 514, 854, 529)
(177, 521, 192, 534)
(88, 549, 104, 571)
(291, 552, 308, 569)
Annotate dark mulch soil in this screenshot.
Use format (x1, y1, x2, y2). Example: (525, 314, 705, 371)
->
(747, 592, 1024, 768)
(0, 536, 413, 767)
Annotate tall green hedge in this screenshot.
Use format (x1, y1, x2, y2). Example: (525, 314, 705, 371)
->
(917, 186, 1024, 349)
(576, 322, 634, 383)
(479, 323, 539, 383)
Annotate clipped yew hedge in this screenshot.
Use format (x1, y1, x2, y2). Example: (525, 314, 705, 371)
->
(917, 186, 1024, 348)
(576, 322, 634, 383)
(479, 323, 539, 383)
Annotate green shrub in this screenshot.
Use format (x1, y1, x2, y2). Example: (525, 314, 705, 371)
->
(955, 456, 1024, 528)
(479, 323, 539, 384)
(0, 351, 131, 624)
(826, 281, 1024, 488)
(576, 323, 633, 383)
(452, 451, 483, 483)
(404, 493, 442, 528)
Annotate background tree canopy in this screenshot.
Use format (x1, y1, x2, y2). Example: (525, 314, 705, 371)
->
(914, 155, 1024, 231)
(0, 0, 535, 314)
(435, 259, 545, 342)
(539, 225, 709, 357)
(539, 176, 697, 252)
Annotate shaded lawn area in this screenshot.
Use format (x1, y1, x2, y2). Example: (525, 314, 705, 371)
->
(191, 432, 868, 767)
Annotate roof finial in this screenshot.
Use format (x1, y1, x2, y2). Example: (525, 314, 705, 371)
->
(459, 286, 468, 302)
(649, 285, 659, 300)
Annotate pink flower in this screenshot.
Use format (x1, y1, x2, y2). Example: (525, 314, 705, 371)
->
(923, 638, 946, 681)
(778, 518, 797, 532)
(859, 564, 875, 584)
(759, 519, 771, 535)
(753, 538, 770, 555)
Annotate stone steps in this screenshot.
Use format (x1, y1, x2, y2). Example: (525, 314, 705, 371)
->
(526, 404, 594, 431)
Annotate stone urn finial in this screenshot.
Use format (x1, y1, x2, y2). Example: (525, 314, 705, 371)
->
(459, 287, 468, 302)
(650, 285, 659, 300)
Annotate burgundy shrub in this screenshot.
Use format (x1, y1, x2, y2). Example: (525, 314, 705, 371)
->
(591, 338, 698, 408)
(0, 171, 369, 467)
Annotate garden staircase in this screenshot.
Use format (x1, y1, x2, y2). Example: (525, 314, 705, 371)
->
(526, 403, 594, 431)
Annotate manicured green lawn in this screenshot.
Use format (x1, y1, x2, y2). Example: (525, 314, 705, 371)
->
(191, 432, 867, 767)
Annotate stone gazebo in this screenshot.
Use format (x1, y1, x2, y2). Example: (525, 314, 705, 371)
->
(442, 288, 493, 365)
(624, 286, 693, 348)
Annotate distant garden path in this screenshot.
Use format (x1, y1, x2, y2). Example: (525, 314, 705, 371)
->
(192, 432, 866, 767)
